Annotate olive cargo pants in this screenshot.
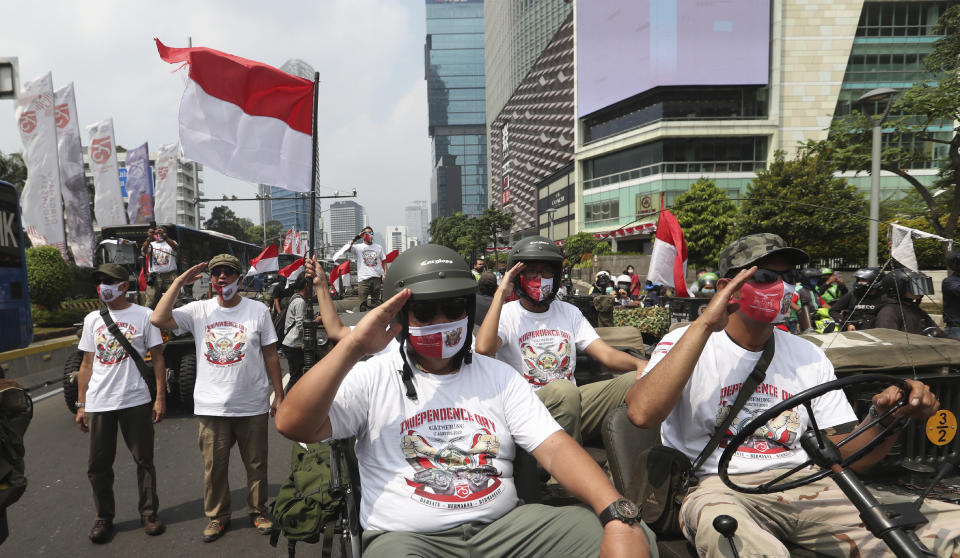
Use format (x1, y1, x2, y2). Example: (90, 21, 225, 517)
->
(681, 470, 960, 558)
(536, 372, 636, 445)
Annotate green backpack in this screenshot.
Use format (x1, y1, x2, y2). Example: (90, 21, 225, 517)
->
(269, 439, 359, 556)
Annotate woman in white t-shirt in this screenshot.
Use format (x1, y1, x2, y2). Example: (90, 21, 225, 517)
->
(276, 245, 655, 558)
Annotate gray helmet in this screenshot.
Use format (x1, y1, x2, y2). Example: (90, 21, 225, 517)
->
(506, 236, 564, 306)
(382, 244, 477, 400)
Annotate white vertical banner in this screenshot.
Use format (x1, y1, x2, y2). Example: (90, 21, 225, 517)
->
(86, 118, 127, 227)
(14, 72, 68, 259)
(54, 83, 95, 267)
(153, 142, 179, 224)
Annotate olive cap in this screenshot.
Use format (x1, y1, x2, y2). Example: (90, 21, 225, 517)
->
(383, 244, 478, 301)
(93, 263, 128, 282)
(208, 253, 241, 272)
(717, 233, 809, 278)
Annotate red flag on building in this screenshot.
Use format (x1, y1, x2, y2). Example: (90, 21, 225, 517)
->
(646, 210, 690, 297)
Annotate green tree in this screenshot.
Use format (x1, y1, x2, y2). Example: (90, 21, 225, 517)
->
(671, 178, 738, 270)
(737, 149, 869, 262)
(26, 246, 72, 308)
(563, 231, 611, 266)
(428, 213, 465, 250)
(480, 207, 513, 252)
(203, 205, 253, 240)
(246, 220, 285, 247)
(0, 151, 27, 193)
(806, 5, 960, 242)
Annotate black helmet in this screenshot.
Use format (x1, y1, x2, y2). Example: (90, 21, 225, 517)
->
(382, 244, 478, 400)
(852, 267, 882, 298)
(507, 236, 564, 306)
(948, 250, 960, 272)
(800, 267, 821, 287)
(882, 268, 934, 299)
(853, 267, 881, 283)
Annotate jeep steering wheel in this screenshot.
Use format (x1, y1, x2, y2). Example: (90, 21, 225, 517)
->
(718, 374, 911, 494)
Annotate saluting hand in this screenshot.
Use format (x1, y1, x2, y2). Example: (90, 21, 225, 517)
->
(345, 288, 411, 357)
(498, 262, 525, 297)
(177, 262, 207, 285)
(697, 266, 757, 333)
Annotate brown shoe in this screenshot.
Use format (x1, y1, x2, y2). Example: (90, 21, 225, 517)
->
(89, 518, 113, 543)
(251, 514, 273, 535)
(202, 518, 229, 542)
(142, 514, 165, 536)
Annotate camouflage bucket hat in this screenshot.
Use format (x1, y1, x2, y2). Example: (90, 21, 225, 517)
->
(93, 263, 128, 282)
(208, 253, 242, 273)
(717, 233, 809, 278)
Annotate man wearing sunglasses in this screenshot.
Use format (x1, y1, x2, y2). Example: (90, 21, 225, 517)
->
(141, 225, 179, 309)
(76, 264, 167, 543)
(349, 226, 387, 310)
(476, 236, 647, 445)
(151, 254, 285, 542)
(277, 244, 655, 558)
(626, 233, 956, 557)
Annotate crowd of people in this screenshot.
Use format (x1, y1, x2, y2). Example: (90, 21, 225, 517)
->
(72, 225, 960, 557)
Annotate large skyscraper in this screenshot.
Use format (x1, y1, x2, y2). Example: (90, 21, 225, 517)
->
(425, 0, 487, 220)
(404, 200, 429, 245)
(329, 200, 364, 248)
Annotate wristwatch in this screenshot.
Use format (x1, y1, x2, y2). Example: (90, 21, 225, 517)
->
(75, 401, 85, 408)
(598, 498, 640, 527)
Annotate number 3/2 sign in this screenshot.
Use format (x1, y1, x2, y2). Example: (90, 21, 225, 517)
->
(926, 409, 957, 446)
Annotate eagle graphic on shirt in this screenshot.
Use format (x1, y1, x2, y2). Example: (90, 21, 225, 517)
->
(518, 337, 572, 386)
(94, 322, 136, 365)
(203, 322, 247, 365)
(717, 404, 802, 455)
(361, 249, 380, 267)
(151, 245, 173, 267)
(401, 426, 503, 508)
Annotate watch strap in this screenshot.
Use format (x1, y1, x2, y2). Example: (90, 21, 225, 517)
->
(598, 498, 639, 526)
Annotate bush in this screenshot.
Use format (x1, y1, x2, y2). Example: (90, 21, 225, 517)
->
(32, 304, 90, 327)
(68, 265, 97, 299)
(26, 246, 72, 308)
(613, 306, 670, 338)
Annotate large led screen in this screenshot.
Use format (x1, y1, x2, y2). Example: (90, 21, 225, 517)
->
(576, 0, 770, 117)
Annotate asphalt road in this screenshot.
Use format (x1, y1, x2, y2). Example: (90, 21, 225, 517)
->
(4, 380, 320, 557)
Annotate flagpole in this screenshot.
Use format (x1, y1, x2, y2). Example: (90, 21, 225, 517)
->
(308, 72, 319, 259)
(299, 72, 321, 393)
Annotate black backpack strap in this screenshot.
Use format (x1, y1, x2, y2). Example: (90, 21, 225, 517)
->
(690, 333, 776, 472)
(99, 308, 155, 390)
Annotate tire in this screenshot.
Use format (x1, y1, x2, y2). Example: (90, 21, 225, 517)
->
(178, 353, 197, 412)
(63, 350, 83, 414)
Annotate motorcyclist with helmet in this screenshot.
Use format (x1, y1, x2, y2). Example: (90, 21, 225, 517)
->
(874, 268, 945, 336)
(694, 272, 718, 298)
(589, 270, 613, 295)
(943, 250, 960, 340)
(475, 237, 647, 446)
(828, 267, 884, 331)
(816, 267, 846, 306)
(614, 274, 639, 307)
(276, 244, 655, 558)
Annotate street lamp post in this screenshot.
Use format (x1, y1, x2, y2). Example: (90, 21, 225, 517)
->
(856, 87, 897, 268)
(546, 208, 557, 241)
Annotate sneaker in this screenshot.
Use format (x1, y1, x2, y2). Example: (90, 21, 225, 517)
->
(202, 518, 229, 542)
(141, 514, 165, 536)
(89, 518, 113, 543)
(251, 514, 273, 535)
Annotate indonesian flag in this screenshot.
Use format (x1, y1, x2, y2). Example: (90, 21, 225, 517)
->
(646, 210, 690, 297)
(155, 39, 314, 192)
(329, 260, 352, 293)
(294, 232, 303, 255)
(247, 244, 279, 276)
(279, 257, 305, 288)
(282, 228, 295, 254)
(384, 249, 399, 264)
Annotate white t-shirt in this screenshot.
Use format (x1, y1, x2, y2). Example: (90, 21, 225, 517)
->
(78, 305, 162, 413)
(328, 349, 561, 532)
(172, 297, 278, 416)
(643, 327, 857, 476)
(148, 240, 177, 274)
(495, 300, 600, 388)
(351, 242, 385, 281)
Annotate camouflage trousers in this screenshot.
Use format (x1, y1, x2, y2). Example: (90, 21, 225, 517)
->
(536, 372, 636, 445)
(681, 469, 960, 558)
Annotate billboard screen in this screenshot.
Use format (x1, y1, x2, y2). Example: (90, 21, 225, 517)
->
(576, 0, 770, 117)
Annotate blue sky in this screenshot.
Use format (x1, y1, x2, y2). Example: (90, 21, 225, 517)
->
(1, 0, 432, 232)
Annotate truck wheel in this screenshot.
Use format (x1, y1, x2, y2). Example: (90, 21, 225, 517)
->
(63, 350, 83, 414)
(178, 353, 197, 412)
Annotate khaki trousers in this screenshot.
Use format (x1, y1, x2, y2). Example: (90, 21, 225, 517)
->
(681, 470, 960, 558)
(143, 270, 178, 309)
(87, 403, 158, 520)
(197, 414, 269, 520)
(355, 277, 382, 310)
(536, 372, 635, 444)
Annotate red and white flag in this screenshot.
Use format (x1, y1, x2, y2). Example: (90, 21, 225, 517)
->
(384, 249, 399, 264)
(328, 260, 352, 293)
(282, 228, 295, 254)
(279, 257, 305, 288)
(86, 118, 128, 227)
(156, 39, 314, 192)
(153, 142, 180, 225)
(646, 210, 690, 297)
(247, 244, 279, 276)
(293, 232, 303, 255)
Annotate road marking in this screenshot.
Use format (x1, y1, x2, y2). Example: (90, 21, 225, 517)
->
(32, 387, 64, 402)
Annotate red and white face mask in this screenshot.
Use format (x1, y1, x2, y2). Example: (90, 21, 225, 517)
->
(737, 280, 795, 323)
(213, 278, 240, 301)
(97, 283, 123, 303)
(407, 317, 468, 359)
(520, 276, 553, 302)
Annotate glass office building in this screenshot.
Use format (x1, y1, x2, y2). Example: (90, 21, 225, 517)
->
(426, 0, 487, 219)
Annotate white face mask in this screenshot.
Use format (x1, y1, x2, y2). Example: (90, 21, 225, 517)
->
(97, 283, 124, 303)
(213, 278, 240, 301)
(407, 317, 469, 360)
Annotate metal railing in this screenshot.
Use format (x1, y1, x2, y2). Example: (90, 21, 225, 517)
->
(583, 160, 766, 191)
